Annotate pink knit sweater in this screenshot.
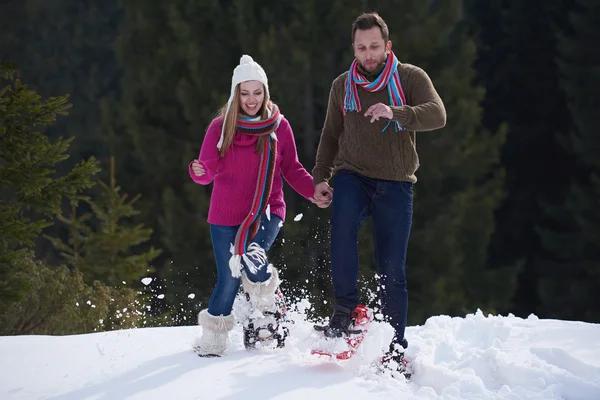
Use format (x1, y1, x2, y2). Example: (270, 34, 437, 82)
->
(189, 116, 315, 226)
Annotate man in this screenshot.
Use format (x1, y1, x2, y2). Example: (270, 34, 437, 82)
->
(312, 12, 446, 371)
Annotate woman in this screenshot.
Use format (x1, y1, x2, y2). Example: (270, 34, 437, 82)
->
(189, 55, 319, 357)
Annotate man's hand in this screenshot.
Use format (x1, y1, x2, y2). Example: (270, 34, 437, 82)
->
(313, 182, 333, 208)
(191, 160, 205, 177)
(364, 103, 393, 123)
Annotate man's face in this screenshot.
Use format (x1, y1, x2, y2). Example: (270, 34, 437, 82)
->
(353, 27, 392, 72)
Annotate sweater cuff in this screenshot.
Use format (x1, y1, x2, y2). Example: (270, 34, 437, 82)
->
(312, 167, 332, 185)
(392, 105, 412, 127)
(189, 161, 211, 185)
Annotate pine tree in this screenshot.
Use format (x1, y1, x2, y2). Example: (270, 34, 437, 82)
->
(102, 1, 245, 323)
(536, 0, 600, 322)
(0, 63, 108, 334)
(0, 63, 99, 303)
(362, 1, 517, 322)
(46, 156, 162, 287)
(1, 0, 123, 271)
(464, 0, 576, 318)
(46, 155, 164, 330)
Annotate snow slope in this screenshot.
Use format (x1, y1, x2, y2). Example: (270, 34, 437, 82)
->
(1, 302, 600, 400)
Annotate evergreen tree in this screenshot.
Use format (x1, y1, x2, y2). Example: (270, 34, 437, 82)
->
(536, 0, 600, 322)
(0, 63, 110, 334)
(0, 63, 99, 303)
(364, 1, 517, 322)
(45, 156, 163, 330)
(464, 0, 576, 318)
(46, 156, 162, 287)
(103, 1, 247, 322)
(0, 0, 123, 270)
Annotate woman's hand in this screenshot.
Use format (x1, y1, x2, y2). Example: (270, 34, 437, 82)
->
(191, 160, 205, 177)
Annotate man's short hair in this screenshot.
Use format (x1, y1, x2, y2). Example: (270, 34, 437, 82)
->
(352, 12, 390, 43)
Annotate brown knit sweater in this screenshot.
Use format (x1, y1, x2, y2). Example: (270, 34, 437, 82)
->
(313, 62, 446, 184)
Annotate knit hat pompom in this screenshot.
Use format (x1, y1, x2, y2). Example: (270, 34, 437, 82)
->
(239, 55, 254, 65)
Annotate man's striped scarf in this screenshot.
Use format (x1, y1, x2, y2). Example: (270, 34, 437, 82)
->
(229, 105, 281, 278)
(343, 50, 406, 132)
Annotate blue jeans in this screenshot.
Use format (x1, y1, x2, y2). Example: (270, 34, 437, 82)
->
(330, 170, 413, 347)
(207, 214, 282, 316)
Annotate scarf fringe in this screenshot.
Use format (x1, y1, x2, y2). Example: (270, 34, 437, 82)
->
(229, 242, 268, 277)
(229, 255, 243, 278)
(243, 242, 268, 275)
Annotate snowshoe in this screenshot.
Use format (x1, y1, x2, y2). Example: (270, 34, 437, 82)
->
(311, 304, 372, 360)
(242, 287, 291, 349)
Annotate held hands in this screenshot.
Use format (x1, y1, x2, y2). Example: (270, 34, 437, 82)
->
(191, 160, 205, 177)
(313, 182, 333, 208)
(365, 103, 393, 123)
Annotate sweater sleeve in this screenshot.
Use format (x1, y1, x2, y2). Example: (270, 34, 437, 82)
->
(312, 76, 345, 185)
(189, 118, 222, 185)
(278, 118, 315, 201)
(391, 67, 447, 132)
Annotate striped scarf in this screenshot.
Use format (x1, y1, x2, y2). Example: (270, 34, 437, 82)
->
(343, 51, 406, 132)
(229, 105, 281, 278)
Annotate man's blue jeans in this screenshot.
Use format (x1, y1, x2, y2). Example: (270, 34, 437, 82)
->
(207, 214, 282, 316)
(330, 170, 413, 347)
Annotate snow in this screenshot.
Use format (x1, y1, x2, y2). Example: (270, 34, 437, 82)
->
(1, 305, 599, 400)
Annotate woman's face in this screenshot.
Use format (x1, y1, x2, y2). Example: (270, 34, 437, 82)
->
(239, 80, 265, 117)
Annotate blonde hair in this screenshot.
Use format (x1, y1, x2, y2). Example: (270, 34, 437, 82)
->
(218, 84, 271, 157)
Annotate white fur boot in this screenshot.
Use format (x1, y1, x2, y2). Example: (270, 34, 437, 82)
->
(242, 265, 281, 315)
(241, 266, 288, 347)
(194, 309, 234, 357)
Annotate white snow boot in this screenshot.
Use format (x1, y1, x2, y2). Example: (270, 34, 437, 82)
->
(241, 266, 289, 348)
(194, 309, 234, 357)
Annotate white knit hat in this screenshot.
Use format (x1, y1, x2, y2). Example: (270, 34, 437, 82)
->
(217, 55, 270, 149)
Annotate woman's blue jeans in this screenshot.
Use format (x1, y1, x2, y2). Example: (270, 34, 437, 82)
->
(207, 214, 282, 316)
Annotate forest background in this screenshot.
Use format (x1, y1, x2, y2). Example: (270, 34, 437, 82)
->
(1, 0, 598, 335)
